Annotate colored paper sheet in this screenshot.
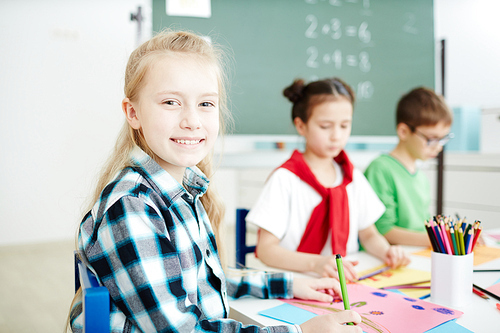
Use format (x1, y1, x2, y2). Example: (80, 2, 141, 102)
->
(258, 303, 316, 325)
(486, 281, 500, 298)
(281, 284, 462, 333)
(413, 245, 500, 266)
(425, 319, 473, 333)
(357, 265, 431, 298)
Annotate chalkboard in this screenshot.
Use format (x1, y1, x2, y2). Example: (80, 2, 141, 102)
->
(152, 0, 434, 135)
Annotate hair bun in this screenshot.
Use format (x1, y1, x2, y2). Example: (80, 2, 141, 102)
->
(283, 79, 305, 103)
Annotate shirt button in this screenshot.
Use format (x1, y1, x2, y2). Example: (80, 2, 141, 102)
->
(206, 249, 210, 257)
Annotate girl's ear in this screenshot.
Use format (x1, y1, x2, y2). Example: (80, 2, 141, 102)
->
(122, 98, 141, 129)
(396, 122, 412, 141)
(294, 117, 307, 136)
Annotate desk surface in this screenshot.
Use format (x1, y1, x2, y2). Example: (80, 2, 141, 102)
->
(229, 242, 500, 333)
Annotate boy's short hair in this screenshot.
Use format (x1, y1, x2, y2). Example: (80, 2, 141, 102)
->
(396, 87, 453, 129)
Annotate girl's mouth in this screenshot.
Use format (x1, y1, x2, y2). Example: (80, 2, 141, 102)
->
(172, 139, 202, 145)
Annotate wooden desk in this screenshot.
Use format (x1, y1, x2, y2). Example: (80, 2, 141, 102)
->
(229, 242, 500, 333)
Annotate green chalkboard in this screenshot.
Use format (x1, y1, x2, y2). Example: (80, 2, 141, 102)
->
(153, 0, 434, 135)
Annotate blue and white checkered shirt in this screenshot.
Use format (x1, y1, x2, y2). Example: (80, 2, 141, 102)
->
(70, 148, 300, 333)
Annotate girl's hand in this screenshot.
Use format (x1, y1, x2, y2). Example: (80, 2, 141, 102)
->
(313, 256, 359, 281)
(292, 277, 342, 303)
(384, 245, 411, 268)
(300, 311, 362, 333)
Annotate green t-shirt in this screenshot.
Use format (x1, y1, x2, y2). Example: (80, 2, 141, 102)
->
(364, 154, 430, 235)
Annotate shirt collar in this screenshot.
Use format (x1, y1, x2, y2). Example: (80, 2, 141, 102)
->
(130, 147, 210, 200)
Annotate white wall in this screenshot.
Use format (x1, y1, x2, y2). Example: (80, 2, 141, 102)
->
(434, 0, 500, 108)
(0, 0, 151, 245)
(1, 0, 499, 246)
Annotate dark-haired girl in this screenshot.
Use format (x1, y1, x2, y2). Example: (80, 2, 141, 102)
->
(247, 78, 410, 281)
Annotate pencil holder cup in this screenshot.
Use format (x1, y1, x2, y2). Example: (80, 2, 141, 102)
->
(431, 251, 473, 308)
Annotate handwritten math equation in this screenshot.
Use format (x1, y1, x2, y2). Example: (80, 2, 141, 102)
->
(304, 0, 374, 99)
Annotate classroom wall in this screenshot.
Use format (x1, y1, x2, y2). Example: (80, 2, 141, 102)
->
(0, 0, 499, 246)
(434, 0, 500, 109)
(0, 0, 152, 245)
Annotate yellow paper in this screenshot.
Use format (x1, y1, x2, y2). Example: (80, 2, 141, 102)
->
(357, 265, 431, 298)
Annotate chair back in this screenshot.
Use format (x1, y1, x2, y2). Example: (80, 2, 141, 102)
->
(74, 252, 110, 333)
(235, 208, 256, 267)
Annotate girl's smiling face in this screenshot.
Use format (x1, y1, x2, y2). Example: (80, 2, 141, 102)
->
(123, 53, 220, 182)
(295, 96, 353, 160)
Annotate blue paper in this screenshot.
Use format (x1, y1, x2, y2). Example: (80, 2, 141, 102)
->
(258, 303, 316, 325)
(425, 319, 473, 333)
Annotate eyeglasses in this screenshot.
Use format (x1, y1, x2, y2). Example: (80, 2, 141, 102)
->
(414, 130, 454, 147)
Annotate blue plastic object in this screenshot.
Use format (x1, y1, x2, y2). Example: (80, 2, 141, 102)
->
(74, 252, 110, 333)
(235, 208, 256, 267)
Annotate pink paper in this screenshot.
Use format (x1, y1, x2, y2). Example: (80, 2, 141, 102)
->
(486, 281, 500, 297)
(283, 284, 462, 333)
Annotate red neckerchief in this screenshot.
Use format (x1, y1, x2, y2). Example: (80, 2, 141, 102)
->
(280, 149, 354, 256)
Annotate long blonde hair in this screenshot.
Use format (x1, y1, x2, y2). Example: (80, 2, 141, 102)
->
(67, 30, 231, 333)
(88, 29, 231, 257)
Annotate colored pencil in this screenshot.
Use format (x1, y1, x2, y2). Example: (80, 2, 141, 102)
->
(458, 228, 466, 255)
(447, 223, 455, 254)
(358, 266, 391, 281)
(473, 284, 500, 302)
(461, 219, 467, 232)
(464, 230, 471, 254)
(472, 287, 489, 299)
(467, 229, 474, 254)
(433, 224, 446, 254)
(440, 222, 452, 254)
(473, 269, 500, 272)
(471, 226, 482, 251)
(425, 222, 439, 252)
(380, 280, 431, 289)
(335, 254, 354, 325)
(464, 223, 472, 237)
(423, 216, 480, 256)
(419, 293, 431, 299)
(454, 225, 462, 255)
(382, 285, 430, 290)
(450, 227, 459, 256)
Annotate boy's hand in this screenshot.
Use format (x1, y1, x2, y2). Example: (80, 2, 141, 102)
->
(292, 277, 342, 303)
(384, 245, 411, 268)
(313, 256, 359, 281)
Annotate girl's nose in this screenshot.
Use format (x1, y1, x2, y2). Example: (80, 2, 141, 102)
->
(180, 107, 201, 130)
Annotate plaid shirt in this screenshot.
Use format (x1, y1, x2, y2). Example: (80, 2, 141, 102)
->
(71, 148, 301, 333)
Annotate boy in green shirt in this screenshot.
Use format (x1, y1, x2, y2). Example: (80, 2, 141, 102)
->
(364, 87, 453, 246)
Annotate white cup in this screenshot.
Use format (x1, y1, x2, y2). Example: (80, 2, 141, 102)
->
(431, 251, 473, 308)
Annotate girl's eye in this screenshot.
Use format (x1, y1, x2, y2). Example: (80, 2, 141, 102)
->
(163, 100, 179, 106)
(199, 101, 215, 107)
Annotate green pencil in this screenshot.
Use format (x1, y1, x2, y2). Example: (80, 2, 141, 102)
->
(459, 228, 466, 255)
(454, 225, 461, 255)
(450, 227, 459, 255)
(335, 254, 353, 325)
